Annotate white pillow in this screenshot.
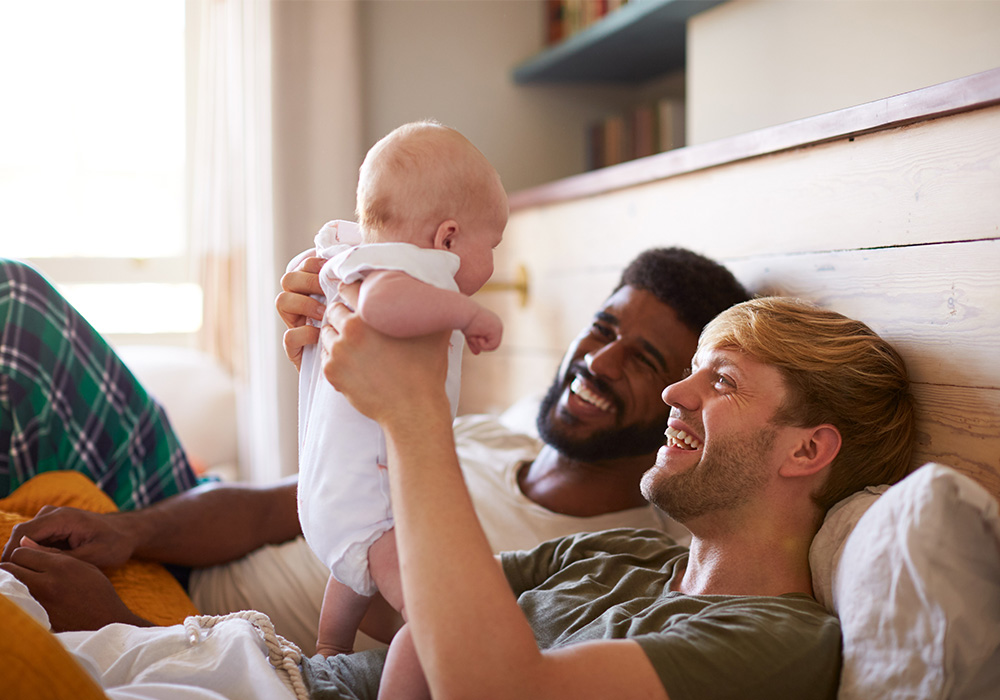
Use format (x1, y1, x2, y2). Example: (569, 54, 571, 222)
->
(116, 345, 239, 474)
(809, 482, 888, 611)
(832, 463, 1000, 700)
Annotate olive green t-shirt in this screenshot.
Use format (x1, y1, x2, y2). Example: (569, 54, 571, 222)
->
(501, 528, 841, 700)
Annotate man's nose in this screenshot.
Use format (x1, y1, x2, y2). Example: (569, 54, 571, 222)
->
(662, 373, 699, 411)
(584, 342, 625, 381)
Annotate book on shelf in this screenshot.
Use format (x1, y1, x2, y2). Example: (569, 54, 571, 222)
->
(546, 0, 630, 46)
(586, 98, 685, 171)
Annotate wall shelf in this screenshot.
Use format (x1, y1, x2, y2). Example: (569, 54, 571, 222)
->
(508, 68, 1000, 210)
(512, 0, 727, 84)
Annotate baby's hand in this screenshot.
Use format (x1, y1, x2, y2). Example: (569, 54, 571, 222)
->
(463, 307, 503, 355)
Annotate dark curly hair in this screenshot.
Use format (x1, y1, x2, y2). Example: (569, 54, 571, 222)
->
(615, 248, 750, 333)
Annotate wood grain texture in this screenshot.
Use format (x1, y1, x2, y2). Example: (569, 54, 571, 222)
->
(502, 104, 1000, 267)
(911, 384, 1000, 499)
(725, 240, 1000, 388)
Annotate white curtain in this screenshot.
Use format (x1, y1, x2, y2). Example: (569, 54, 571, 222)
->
(189, 0, 281, 484)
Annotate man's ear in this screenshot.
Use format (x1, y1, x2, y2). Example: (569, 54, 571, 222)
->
(432, 220, 460, 251)
(779, 424, 842, 478)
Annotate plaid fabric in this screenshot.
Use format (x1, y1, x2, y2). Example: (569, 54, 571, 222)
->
(0, 259, 196, 510)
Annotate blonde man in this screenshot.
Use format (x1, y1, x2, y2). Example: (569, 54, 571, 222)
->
(318, 294, 917, 700)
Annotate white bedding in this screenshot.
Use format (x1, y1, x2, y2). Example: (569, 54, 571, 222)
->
(0, 570, 297, 700)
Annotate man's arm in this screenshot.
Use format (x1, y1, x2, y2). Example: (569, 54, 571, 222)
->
(357, 270, 501, 353)
(127, 476, 302, 566)
(321, 295, 666, 700)
(1, 477, 302, 631)
(2, 477, 301, 568)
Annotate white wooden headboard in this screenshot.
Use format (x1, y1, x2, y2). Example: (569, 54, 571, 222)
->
(464, 68, 1000, 502)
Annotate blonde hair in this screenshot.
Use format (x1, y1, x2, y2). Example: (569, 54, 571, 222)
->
(356, 120, 507, 243)
(700, 297, 917, 511)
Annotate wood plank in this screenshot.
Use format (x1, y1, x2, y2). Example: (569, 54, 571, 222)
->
(502, 103, 1000, 267)
(510, 68, 1000, 210)
(491, 241, 1000, 388)
(463, 268, 621, 414)
(724, 240, 1000, 388)
(911, 383, 1000, 502)
(484, 271, 620, 350)
(482, 241, 1000, 408)
(466, 247, 637, 413)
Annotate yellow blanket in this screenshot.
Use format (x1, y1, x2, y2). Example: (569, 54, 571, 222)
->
(0, 590, 107, 699)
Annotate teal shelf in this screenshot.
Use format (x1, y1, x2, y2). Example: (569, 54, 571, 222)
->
(513, 0, 727, 84)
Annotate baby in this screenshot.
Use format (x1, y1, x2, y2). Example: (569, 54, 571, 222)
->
(289, 121, 508, 696)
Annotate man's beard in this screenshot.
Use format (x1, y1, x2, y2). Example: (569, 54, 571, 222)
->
(535, 368, 666, 462)
(641, 424, 775, 523)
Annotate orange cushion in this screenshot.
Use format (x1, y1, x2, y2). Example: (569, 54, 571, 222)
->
(0, 591, 108, 699)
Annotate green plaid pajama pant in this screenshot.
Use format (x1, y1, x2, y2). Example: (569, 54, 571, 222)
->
(0, 258, 196, 510)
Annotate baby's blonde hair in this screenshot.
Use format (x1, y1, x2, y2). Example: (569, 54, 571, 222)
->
(356, 121, 507, 244)
(700, 296, 917, 511)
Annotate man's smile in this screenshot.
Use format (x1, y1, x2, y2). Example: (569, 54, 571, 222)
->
(664, 426, 702, 450)
(569, 376, 615, 413)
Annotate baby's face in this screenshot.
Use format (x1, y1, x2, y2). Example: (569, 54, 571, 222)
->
(451, 220, 504, 295)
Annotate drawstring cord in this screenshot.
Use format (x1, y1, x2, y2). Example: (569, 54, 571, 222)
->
(184, 610, 308, 700)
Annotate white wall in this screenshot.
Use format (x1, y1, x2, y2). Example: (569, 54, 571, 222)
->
(358, 0, 656, 194)
(269, 0, 670, 267)
(687, 0, 1000, 144)
(266, 0, 681, 472)
(272, 0, 364, 262)
(271, 0, 365, 477)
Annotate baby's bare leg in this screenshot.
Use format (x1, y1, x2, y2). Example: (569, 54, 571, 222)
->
(378, 623, 431, 700)
(316, 575, 372, 657)
(369, 528, 404, 615)
(371, 530, 430, 699)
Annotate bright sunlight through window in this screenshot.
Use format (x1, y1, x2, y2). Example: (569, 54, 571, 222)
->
(0, 0, 199, 336)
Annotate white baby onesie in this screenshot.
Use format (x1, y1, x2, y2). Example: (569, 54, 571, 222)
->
(294, 220, 464, 595)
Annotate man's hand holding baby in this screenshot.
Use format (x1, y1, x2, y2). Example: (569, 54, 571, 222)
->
(321, 283, 451, 426)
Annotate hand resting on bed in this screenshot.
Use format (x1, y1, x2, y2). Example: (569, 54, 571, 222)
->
(0, 536, 147, 631)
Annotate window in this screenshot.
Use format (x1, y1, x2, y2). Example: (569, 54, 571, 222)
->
(0, 0, 199, 342)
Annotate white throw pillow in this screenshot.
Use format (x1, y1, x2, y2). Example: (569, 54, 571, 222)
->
(832, 463, 1000, 700)
(809, 483, 888, 612)
(117, 345, 239, 475)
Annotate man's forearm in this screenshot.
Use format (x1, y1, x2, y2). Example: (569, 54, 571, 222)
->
(127, 476, 301, 567)
(383, 402, 544, 699)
